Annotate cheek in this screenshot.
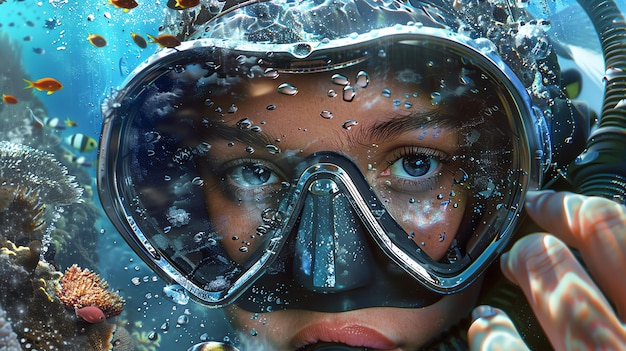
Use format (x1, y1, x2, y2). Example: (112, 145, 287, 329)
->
(205, 196, 268, 263)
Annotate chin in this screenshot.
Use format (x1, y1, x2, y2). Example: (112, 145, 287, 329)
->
(223, 282, 481, 351)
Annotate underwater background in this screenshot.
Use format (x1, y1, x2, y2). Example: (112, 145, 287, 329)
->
(0, 0, 622, 350)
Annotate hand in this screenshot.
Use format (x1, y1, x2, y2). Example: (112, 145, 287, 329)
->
(468, 190, 626, 350)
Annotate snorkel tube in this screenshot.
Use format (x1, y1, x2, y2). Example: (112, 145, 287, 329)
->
(568, 0, 626, 204)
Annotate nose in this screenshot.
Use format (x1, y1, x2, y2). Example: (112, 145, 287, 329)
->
(293, 177, 375, 293)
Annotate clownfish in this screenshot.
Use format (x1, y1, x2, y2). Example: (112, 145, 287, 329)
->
(24, 77, 63, 95)
(75, 306, 105, 324)
(146, 34, 181, 48)
(2, 94, 18, 104)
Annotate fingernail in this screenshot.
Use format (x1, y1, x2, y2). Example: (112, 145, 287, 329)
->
(472, 305, 498, 322)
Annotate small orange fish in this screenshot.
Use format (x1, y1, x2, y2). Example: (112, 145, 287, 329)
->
(2, 94, 18, 104)
(146, 34, 181, 48)
(87, 34, 107, 48)
(24, 77, 63, 95)
(75, 306, 105, 324)
(175, 0, 200, 9)
(131, 32, 147, 48)
(109, 0, 138, 11)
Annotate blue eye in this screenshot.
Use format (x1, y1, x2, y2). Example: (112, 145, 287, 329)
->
(229, 162, 279, 187)
(389, 152, 441, 179)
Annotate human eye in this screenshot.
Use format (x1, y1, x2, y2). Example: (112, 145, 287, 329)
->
(221, 159, 284, 200)
(381, 146, 450, 193)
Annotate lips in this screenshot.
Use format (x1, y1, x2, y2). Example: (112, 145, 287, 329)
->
(291, 323, 397, 350)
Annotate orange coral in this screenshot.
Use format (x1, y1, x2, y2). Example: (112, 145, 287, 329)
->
(57, 264, 125, 318)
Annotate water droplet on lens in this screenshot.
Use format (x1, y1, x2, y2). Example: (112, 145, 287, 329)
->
(331, 74, 350, 86)
(264, 68, 279, 79)
(343, 86, 356, 102)
(236, 118, 253, 129)
(431, 91, 442, 106)
(342, 120, 358, 130)
(177, 315, 189, 325)
(191, 177, 204, 186)
(381, 88, 391, 97)
(277, 83, 298, 96)
(327, 89, 337, 97)
(265, 144, 280, 154)
(320, 110, 333, 119)
(356, 71, 369, 88)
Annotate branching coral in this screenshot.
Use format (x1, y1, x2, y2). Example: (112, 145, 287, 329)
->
(57, 265, 125, 319)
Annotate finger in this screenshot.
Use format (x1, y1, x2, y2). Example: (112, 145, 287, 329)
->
(524, 190, 626, 317)
(501, 234, 626, 350)
(468, 305, 529, 351)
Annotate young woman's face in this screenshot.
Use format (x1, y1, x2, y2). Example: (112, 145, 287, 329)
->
(195, 69, 482, 349)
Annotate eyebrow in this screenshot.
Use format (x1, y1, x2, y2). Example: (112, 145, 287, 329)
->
(356, 109, 460, 144)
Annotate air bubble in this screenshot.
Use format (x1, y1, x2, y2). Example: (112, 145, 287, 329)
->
(438, 232, 446, 242)
(342, 120, 358, 130)
(277, 83, 298, 96)
(236, 118, 253, 129)
(239, 246, 249, 252)
(327, 89, 337, 97)
(331, 74, 350, 86)
(320, 110, 334, 119)
(343, 86, 356, 102)
(235, 55, 246, 64)
(378, 49, 387, 58)
(246, 146, 255, 154)
(381, 88, 391, 97)
(266, 104, 277, 110)
(144, 131, 161, 143)
(160, 321, 169, 331)
(177, 315, 189, 325)
(228, 104, 238, 113)
(148, 331, 158, 341)
(356, 71, 370, 88)
(404, 101, 413, 109)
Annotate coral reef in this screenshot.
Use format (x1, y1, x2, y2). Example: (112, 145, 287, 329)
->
(57, 264, 125, 319)
(0, 305, 20, 351)
(0, 242, 135, 350)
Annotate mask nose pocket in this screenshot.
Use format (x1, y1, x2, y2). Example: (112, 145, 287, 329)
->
(293, 178, 375, 293)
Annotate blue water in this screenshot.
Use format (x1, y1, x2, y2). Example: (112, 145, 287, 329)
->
(1, 1, 234, 349)
(0, 0, 618, 349)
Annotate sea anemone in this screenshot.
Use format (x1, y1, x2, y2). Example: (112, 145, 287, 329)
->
(0, 141, 82, 205)
(56, 265, 125, 319)
(0, 141, 83, 245)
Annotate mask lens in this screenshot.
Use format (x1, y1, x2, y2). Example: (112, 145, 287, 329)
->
(100, 32, 540, 305)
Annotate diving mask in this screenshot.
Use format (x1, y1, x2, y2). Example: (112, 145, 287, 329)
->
(98, 0, 550, 311)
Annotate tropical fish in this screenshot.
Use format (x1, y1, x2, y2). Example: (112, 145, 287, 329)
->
(109, 0, 138, 11)
(63, 151, 92, 167)
(131, 32, 147, 48)
(2, 94, 18, 104)
(174, 0, 200, 9)
(24, 77, 63, 95)
(23, 35, 33, 41)
(146, 33, 181, 48)
(43, 117, 66, 129)
(75, 306, 105, 323)
(66, 133, 98, 152)
(26, 106, 44, 129)
(65, 117, 78, 127)
(87, 33, 107, 48)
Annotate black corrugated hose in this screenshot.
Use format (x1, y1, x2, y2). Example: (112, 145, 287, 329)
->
(567, 0, 626, 204)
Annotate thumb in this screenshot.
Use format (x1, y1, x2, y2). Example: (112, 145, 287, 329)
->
(468, 305, 530, 351)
